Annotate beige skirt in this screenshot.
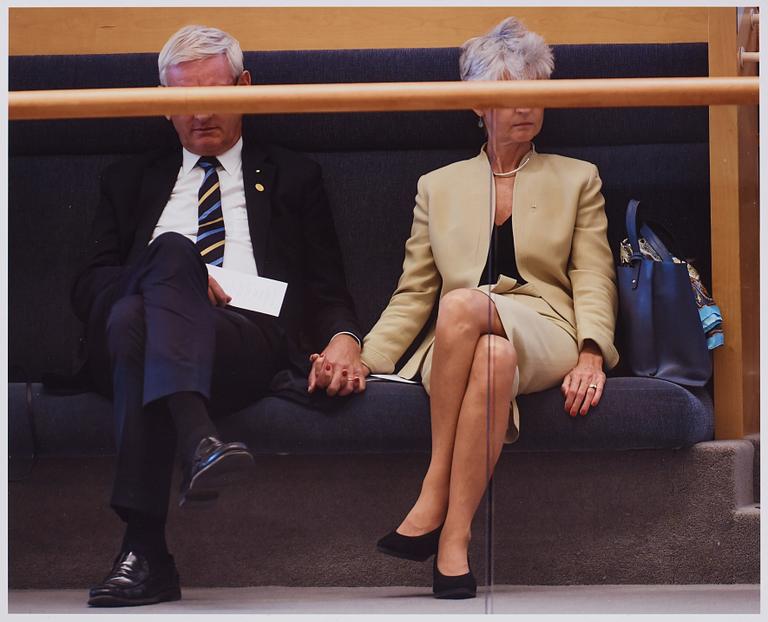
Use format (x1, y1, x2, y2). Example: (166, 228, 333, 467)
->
(418, 288, 579, 443)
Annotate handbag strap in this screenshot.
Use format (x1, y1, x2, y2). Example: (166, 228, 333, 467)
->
(625, 199, 643, 261)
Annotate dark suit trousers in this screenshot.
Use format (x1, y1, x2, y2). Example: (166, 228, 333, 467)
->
(86, 232, 288, 519)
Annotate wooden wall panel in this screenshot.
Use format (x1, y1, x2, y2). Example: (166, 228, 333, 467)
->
(9, 7, 708, 56)
(708, 7, 760, 439)
(734, 7, 760, 438)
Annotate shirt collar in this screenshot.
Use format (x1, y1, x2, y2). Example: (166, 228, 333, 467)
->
(182, 136, 243, 177)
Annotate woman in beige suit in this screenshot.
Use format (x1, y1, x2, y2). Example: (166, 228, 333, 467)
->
(313, 17, 618, 599)
(367, 18, 620, 599)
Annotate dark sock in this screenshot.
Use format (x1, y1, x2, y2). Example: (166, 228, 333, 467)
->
(119, 508, 169, 563)
(166, 391, 217, 461)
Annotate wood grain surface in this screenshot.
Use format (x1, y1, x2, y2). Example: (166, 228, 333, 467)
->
(9, 7, 708, 56)
(707, 7, 760, 440)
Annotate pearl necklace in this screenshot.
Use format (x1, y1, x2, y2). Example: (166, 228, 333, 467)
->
(492, 151, 533, 178)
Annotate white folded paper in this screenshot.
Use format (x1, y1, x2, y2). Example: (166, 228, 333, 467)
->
(206, 265, 287, 317)
(369, 374, 418, 385)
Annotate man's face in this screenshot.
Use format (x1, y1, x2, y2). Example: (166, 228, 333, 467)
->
(165, 54, 251, 156)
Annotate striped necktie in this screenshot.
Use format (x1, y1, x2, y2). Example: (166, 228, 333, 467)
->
(195, 156, 225, 266)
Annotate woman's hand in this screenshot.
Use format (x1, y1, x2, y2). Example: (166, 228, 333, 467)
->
(561, 340, 605, 417)
(307, 334, 369, 396)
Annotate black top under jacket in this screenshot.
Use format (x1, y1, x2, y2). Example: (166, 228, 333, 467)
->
(478, 216, 527, 287)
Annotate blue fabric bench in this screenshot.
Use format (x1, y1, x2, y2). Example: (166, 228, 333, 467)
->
(8, 44, 714, 458)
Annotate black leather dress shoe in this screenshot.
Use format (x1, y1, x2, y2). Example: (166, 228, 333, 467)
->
(88, 550, 181, 607)
(179, 436, 254, 508)
(432, 558, 477, 599)
(376, 524, 442, 561)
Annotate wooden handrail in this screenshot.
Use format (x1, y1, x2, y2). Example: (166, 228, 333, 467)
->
(9, 77, 759, 120)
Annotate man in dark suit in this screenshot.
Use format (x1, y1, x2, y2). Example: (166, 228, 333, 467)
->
(76, 25, 365, 607)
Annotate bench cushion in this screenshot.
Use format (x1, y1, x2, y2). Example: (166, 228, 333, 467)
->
(9, 377, 712, 457)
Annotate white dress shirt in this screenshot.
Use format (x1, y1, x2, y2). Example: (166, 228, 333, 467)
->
(151, 137, 258, 275)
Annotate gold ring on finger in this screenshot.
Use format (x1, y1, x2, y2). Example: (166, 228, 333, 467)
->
(588, 383, 598, 390)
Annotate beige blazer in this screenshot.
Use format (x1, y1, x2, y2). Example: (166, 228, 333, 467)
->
(361, 147, 619, 380)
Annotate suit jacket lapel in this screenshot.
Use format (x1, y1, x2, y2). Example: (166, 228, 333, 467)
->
(509, 150, 540, 281)
(131, 151, 182, 259)
(242, 146, 275, 274)
(451, 151, 493, 288)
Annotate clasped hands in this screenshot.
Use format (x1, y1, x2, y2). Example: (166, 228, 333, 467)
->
(308, 334, 369, 396)
(207, 276, 366, 397)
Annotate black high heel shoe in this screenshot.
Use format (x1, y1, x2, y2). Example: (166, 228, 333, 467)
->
(432, 558, 477, 600)
(376, 524, 442, 561)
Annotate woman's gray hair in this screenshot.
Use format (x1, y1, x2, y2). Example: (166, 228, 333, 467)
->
(459, 17, 554, 81)
(158, 25, 244, 86)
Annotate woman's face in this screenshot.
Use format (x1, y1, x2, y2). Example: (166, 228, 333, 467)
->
(479, 107, 544, 148)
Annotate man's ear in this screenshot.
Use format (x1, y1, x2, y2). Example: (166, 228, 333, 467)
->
(238, 70, 252, 86)
(158, 84, 171, 121)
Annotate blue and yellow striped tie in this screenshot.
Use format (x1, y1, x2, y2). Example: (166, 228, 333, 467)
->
(195, 156, 225, 266)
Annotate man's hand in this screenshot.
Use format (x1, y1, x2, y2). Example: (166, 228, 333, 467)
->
(307, 333, 368, 396)
(207, 275, 231, 307)
(561, 340, 605, 417)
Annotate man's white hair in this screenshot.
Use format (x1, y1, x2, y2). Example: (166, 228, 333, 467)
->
(459, 17, 554, 81)
(158, 25, 244, 86)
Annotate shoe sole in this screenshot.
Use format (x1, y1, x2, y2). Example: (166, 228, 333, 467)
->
(433, 588, 477, 600)
(376, 544, 434, 562)
(180, 449, 255, 508)
(88, 587, 182, 607)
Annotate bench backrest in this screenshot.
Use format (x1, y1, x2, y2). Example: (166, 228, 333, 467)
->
(9, 44, 710, 380)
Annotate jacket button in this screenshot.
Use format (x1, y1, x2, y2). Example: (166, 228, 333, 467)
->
(255, 183, 265, 192)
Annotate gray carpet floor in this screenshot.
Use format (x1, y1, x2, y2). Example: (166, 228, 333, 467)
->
(8, 584, 760, 614)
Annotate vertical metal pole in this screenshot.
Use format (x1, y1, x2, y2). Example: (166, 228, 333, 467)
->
(483, 108, 497, 614)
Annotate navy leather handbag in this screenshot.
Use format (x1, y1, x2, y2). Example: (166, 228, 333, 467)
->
(616, 200, 712, 386)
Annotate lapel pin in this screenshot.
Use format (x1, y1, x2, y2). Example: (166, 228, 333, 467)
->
(255, 183, 265, 192)
(255, 169, 261, 173)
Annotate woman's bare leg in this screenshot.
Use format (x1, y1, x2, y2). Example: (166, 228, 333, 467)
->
(398, 290, 506, 536)
(437, 334, 517, 575)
